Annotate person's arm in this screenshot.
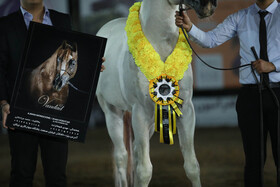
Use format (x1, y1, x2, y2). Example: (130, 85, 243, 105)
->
(175, 11, 238, 48)
(252, 59, 277, 74)
(271, 59, 280, 72)
(101, 57, 105, 72)
(1, 100, 10, 129)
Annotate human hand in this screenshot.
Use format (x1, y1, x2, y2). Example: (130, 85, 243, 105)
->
(101, 57, 106, 72)
(175, 11, 193, 32)
(252, 59, 276, 74)
(1, 103, 10, 129)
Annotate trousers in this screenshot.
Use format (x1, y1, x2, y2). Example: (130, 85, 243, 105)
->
(236, 86, 280, 186)
(8, 129, 68, 187)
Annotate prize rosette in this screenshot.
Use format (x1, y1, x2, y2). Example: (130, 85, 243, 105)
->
(149, 74, 183, 145)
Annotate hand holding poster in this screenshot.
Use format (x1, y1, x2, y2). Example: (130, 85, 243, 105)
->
(6, 22, 107, 142)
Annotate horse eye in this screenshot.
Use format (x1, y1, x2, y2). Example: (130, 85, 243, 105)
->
(57, 57, 61, 63)
(69, 59, 76, 65)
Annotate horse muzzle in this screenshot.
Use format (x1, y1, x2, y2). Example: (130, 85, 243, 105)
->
(185, 0, 216, 19)
(198, 1, 216, 18)
(53, 74, 69, 91)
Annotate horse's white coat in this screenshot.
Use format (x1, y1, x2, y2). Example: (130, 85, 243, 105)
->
(95, 0, 215, 186)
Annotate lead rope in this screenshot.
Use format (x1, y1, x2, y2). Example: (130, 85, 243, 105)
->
(68, 82, 89, 94)
(179, 2, 251, 71)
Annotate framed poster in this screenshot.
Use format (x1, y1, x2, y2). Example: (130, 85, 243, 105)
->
(6, 22, 107, 142)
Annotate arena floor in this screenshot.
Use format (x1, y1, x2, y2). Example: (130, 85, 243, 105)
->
(0, 127, 277, 187)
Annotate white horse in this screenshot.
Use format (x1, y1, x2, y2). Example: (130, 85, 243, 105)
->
(96, 0, 216, 186)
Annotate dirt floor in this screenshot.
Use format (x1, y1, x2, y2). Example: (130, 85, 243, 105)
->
(0, 127, 277, 187)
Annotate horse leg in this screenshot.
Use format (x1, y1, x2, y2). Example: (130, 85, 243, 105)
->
(131, 105, 153, 187)
(99, 98, 128, 187)
(177, 101, 201, 187)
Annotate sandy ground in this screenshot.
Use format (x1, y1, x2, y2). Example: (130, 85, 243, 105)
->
(0, 127, 277, 187)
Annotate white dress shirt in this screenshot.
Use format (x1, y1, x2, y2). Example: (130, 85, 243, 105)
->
(20, 6, 53, 29)
(188, 0, 280, 84)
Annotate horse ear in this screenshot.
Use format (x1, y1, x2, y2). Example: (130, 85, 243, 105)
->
(62, 40, 67, 49)
(73, 42, 78, 52)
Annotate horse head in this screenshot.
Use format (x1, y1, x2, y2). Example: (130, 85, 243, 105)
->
(53, 40, 78, 92)
(170, 0, 217, 18)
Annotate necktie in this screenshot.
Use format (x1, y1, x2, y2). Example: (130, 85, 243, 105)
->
(258, 11, 269, 84)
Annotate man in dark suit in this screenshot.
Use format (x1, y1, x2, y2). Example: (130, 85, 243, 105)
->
(0, 0, 78, 186)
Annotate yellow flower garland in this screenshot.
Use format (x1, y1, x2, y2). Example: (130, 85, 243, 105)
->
(125, 2, 192, 81)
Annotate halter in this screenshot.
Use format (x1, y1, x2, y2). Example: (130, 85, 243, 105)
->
(179, 0, 191, 14)
(57, 55, 76, 77)
(55, 54, 88, 94)
(179, 0, 184, 14)
(179, 0, 217, 11)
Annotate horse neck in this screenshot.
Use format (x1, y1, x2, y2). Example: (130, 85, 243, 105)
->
(44, 52, 58, 78)
(139, 0, 179, 61)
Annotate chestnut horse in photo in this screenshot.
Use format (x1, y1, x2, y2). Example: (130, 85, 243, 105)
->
(29, 41, 78, 107)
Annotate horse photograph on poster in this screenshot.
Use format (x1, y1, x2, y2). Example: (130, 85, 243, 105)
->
(28, 40, 78, 109)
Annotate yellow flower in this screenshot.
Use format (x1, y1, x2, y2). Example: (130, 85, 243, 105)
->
(125, 2, 192, 81)
(129, 2, 141, 12)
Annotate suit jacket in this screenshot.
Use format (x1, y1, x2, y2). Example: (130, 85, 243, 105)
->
(0, 9, 71, 102)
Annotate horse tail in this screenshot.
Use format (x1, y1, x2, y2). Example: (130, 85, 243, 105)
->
(123, 111, 134, 186)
